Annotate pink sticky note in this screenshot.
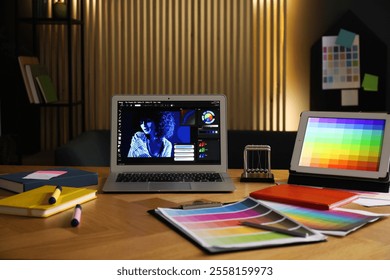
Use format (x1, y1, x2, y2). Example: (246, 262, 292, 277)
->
(23, 170, 67, 180)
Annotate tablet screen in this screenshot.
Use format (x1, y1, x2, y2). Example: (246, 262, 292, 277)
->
(291, 112, 390, 179)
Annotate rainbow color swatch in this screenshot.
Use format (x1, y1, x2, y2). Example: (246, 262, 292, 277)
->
(299, 117, 385, 171)
(261, 200, 383, 236)
(157, 198, 325, 252)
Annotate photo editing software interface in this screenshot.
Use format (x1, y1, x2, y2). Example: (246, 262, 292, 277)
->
(117, 100, 222, 165)
(299, 117, 385, 171)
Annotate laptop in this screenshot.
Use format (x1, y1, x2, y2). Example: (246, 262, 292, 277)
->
(102, 94, 236, 192)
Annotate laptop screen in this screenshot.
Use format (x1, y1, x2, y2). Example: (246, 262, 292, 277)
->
(116, 100, 222, 166)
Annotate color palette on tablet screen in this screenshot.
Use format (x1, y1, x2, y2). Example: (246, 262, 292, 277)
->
(299, 117, 385, 171)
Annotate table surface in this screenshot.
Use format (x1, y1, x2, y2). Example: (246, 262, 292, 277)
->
(1, 165, 389, 260)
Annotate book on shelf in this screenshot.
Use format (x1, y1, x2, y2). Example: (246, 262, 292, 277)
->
(0, 167, 98, 193)
(36, 74, 58, 103)
(250, 184, 358, 210)
(17, 56, 40, 103)
(0, 185, 97, 218)
(25, 64, 49, 104)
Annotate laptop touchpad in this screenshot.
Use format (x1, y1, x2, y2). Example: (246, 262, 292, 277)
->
(148, 182, 191, 191)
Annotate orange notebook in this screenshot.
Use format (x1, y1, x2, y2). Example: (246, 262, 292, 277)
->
(250, 184, 358, 210)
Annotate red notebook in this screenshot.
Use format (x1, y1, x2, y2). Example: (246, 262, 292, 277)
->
(250, 184, 358, 210)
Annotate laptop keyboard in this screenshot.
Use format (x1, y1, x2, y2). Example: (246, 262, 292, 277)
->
(116, 172, 223, 182)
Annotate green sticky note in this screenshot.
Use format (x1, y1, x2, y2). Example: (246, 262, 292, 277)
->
(362, 73, 379, 92)
(336, 29, 356, 48)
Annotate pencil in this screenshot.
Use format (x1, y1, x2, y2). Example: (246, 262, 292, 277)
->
(240, 221, 309, 238)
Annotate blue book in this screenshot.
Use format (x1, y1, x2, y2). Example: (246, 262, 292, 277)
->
(0, 167, 98, 193)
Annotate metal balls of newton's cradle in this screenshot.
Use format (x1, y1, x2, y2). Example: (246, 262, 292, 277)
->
(240, 145, 275, 182)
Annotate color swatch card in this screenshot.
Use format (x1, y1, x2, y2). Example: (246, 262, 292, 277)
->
(153, 198, 326, 253)
(260, 200, 386, 237)
(322, 35, 360, 89)
(362, 73, 379, 92)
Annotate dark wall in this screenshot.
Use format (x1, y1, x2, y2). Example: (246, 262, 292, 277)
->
(310, 11, 388, 112)
(310, 0, 390, 112)
(351, 0, 390, 112)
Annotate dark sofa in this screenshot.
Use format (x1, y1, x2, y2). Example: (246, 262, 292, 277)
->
(55, 130, 297, 169)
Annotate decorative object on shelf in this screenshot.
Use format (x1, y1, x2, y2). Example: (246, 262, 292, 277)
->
(52, 1, 67, 19)
(240, 145, 275, 182)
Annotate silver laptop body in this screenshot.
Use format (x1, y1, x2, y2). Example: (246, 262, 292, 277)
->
(102, 94, 235, 192)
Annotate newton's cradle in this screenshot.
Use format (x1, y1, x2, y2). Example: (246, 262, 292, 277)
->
(240, 145, 275, 183)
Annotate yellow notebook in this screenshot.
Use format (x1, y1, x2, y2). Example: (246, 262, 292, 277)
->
(0, 185, 97, 218)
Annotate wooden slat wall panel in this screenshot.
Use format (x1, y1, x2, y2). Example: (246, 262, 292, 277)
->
(252, 0, 287, 131)
(39, 0, 286, 149)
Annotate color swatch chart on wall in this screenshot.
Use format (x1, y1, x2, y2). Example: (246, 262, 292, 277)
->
(322, 35, 360, 90)
(154, 197, 325, 253)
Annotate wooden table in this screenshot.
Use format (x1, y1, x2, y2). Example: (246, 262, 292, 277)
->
(1, 165, 390, 260)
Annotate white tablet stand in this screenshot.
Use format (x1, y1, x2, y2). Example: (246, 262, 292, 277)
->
(240, 145, 275, 182)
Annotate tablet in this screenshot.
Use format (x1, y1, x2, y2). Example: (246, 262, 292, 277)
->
(290, 111, 390, 180)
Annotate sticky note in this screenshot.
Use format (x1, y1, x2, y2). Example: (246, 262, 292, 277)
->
(23, 170, 68, 180)
(341, 89, 359, 106)
(362, 73, 379, 92)
(336, 29, 356, 48)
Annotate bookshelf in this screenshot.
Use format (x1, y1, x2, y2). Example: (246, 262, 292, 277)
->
(15, 0, 85, 149)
